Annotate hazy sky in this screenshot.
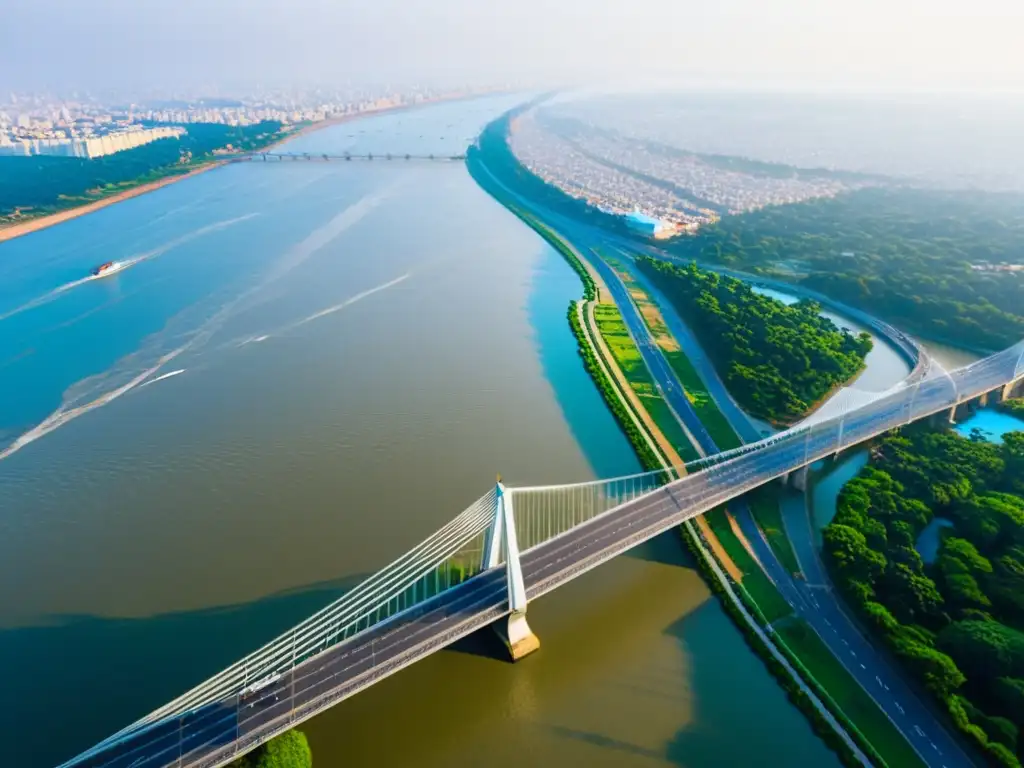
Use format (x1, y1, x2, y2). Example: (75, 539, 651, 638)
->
(4, 0, 1024, 95)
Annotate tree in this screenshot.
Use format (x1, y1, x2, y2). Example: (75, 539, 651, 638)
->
(882, 562, 945, 623)
(892, 637, 965, 699)
(823, 524, 887, 586)
(229, 730, 312, 768)
(991, 678, 1024, 726)
(938, 620, 1024, 681)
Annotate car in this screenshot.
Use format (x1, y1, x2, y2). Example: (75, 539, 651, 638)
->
(240, 673, 283, 708)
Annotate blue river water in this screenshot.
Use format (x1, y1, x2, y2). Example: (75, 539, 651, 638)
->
(954, 407, 1024, 443)
(0, 96, 838, 768)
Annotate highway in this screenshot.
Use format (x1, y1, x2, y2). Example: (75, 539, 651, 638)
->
(484, 176, 975, 766)
(63, 160, 1023, 768)
(591, 233, 974, 767)
(588, 236, 972, 766)
(64, 332, 1019, 767)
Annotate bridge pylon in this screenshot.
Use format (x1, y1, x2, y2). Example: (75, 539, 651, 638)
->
(482, 478, 540, 661)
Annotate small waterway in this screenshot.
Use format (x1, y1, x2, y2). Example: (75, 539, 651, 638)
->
(954, 407, 1024, 444)
(915, 518, 955, 565)
(808, 451, 870, 546)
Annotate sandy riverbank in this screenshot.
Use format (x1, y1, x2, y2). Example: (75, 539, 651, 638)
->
(0, 163, 227, 244)
(0, 91, 494, 245)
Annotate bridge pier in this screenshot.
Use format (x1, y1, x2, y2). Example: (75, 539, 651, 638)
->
(1003, 379, 1023, 402)
(484, 480, 540, 661)
(791, 465, 810, 493)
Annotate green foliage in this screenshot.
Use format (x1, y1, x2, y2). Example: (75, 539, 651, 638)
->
(0, 122, 286, 219)
(636, 257, 872, 423)
(677, 525, 895, 768)
(938, 620, 1024, 681)
(990, 678, 1024, 725)
(823, 424, 1024, 767)
(660, 187, 1024, 351)
(593, 303, 699, 462)
(565, 302, 667, 476)
(1000, 399, 1024, 420)
(228, 730, 312, 768)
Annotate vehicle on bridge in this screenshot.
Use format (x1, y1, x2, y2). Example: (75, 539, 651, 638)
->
(239, 673, 282, 708)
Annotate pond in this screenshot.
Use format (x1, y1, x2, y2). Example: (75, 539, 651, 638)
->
(954, 407, 1024, 444)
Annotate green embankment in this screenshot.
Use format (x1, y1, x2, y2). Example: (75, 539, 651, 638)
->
(566, 302, 665, 475)
(748, 486, 803, 577)
(701, 508, 793, 624)
(469, 121, 915, 767)
(681, 527, 890, 768)
(592, 303, 700, 464)
(597, 253, 920, 766)
(776, 619, 927, 768)
(660, 348, 744, 451)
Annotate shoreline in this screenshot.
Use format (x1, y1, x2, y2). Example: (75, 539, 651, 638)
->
(0, 163, 226, 244)
(0, 91, 497, 245)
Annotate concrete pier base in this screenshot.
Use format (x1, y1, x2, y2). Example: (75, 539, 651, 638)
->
(791, 465, 809, 493)
(498, 611, 540, 661)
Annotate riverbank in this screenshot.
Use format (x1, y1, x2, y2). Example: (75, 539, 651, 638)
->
(0, 91, 490, 245)
(468, 111, 946, 765)
(0, 162, 227, 243)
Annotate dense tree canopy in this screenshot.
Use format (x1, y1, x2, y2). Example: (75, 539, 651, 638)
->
(0, 122, 286, 219)
(824, 426, 1024, 766)
(636, 257, 871, 423)
(228, 730, 311, 768)
(662, 188, 1024, 352)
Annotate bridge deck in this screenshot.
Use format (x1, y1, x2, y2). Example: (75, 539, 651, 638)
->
(66, 342, 1023, 768)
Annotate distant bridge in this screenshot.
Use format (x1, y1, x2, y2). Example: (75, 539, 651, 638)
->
(227, 151, 466, 163)
(59, 338, 1024, 768)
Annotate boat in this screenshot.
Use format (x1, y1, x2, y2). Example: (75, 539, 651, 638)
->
(91, 261, 124, 278)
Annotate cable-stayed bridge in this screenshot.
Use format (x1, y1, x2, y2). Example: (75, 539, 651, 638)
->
(61, 341, 1024, 768)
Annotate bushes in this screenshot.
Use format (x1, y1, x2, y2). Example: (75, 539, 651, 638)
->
(228, 730, 312, 768)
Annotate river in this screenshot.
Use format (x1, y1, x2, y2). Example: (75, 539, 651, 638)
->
(0, 97, 837, 768)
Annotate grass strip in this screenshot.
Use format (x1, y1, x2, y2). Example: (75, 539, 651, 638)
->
(776, 620, 926, 768)
(747, 486, 803, 577)
(592, 303, 700, 463)
(703, 508, 793, 624)
(660, 348, 744, 451)
(680, 524, 886, 768)
(566, 301, 665, 477)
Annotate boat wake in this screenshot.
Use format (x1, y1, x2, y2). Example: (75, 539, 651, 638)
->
(239, 273, 412, 347)
(0, 213, 260, 324)
(0, 188, 396, 463)
(139, 369, 186, 388)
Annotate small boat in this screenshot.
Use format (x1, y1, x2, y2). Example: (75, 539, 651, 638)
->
(91, 261, 124, 278)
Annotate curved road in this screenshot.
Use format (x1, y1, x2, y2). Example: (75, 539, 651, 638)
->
(476, 165, 976, 768)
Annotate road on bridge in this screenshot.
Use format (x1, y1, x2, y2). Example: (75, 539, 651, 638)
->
(480, 169, 976, 768)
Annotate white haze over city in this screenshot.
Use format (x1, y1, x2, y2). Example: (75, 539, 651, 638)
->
(2, 0, 1023, 94)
